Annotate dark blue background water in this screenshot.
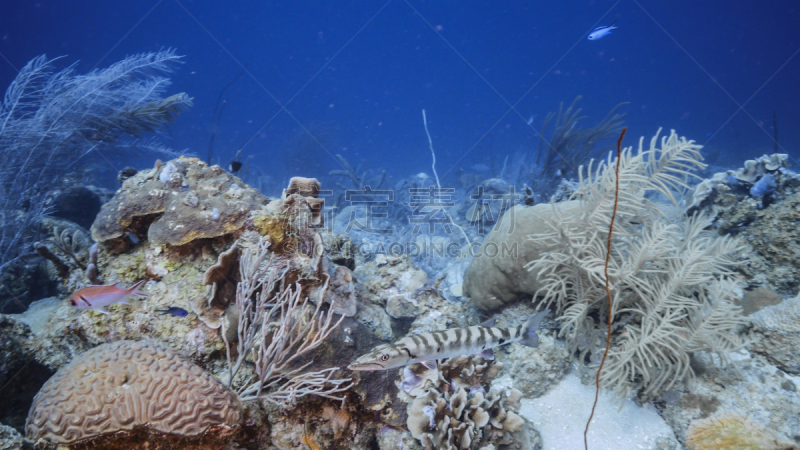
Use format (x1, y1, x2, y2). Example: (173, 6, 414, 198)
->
(2, 0, 798, 186)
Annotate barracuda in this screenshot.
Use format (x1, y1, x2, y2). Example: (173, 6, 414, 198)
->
(348, 310, 549, 371)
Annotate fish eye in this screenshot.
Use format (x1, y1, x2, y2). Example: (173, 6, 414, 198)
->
(69, 300, 76, 306)
(380, 354, 390, 362)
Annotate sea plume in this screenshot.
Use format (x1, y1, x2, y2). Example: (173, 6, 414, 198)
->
(0, 50, 191, 275)
(526, 129, 749, 400)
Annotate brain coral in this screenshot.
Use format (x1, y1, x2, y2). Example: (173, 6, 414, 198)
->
(26, 340, 241, 446)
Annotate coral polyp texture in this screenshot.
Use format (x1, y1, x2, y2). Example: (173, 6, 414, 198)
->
(25, 340, 242, 446)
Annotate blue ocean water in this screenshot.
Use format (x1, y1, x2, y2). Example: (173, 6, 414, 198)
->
(1, 0, 797, 183)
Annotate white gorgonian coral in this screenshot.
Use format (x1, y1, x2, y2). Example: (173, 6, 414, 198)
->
(526, 129, 749, 400)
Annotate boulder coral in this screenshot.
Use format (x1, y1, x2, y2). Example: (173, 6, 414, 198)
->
(91, 156, 269, 251)
(462, 202, 578, 309)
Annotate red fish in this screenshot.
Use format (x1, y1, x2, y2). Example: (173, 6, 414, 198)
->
(68, 281, 147, 314)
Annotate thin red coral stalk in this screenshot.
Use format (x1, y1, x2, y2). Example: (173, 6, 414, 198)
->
(584, 127, 626, 449)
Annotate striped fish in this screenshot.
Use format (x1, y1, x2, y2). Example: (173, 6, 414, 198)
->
(348, 310, 549, 371)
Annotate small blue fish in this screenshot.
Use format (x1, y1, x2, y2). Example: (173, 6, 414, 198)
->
(156, 306, 189, 317)
(588, 21, 618, 40)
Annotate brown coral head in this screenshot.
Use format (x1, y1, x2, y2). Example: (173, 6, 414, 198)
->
(25, 340, 242, 446)
(285, 176, 321, 198)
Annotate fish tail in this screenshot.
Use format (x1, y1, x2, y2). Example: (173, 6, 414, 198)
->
(128, 280, 148, 297)
(519, 309, 549, 348)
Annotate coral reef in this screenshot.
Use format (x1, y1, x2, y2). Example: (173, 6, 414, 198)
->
(355, 254, 471, 341)
(67, 245, 224, 359)
(3, 297, 90, 372)
(299, 316, 409, 427)
(354, 255, 426, 339)
(25, 340, 241, 448)
(530, 130, 750, 400)
(263, 397, 412, 450)
(654, 341, 800, 449)
(488, 302, 570, 398)
(69, 173, 341, 356)
(0, 172, 388, 449)
(3, 58, 800, 450)
(359, 255, 427, 318)
(689, 153, 792, 228)
(735, 191, 800, 294)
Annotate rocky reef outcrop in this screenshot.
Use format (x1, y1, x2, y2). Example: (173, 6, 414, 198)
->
(689, 153, 800, 295)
